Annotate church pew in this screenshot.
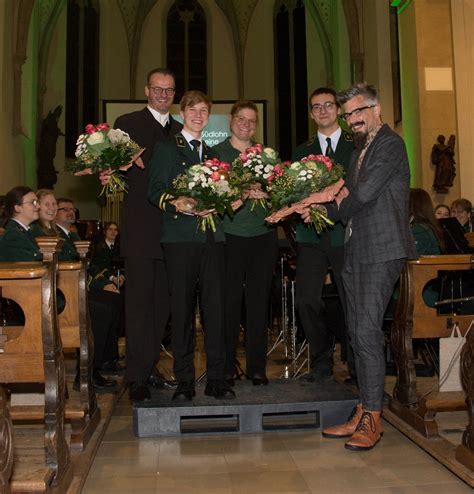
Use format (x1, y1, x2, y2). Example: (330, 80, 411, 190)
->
(389, 254, 474, 440)
(56, 240, 100, 451)
(0, 385, 13, 493)
(0, 237, 73, 492)
(466, 232, 474, 249)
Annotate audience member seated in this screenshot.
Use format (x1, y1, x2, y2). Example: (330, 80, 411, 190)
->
(54, 198, 124, 377)
(89, 222, 124, 291)
(0, 186, 42, 261)
(451, 198, 474, 233)
(434, 203, 450, 220)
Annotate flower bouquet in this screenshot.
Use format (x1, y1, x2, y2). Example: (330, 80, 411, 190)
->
(169, 158, 241, 232)
(229, 144, 281, 209)
(265, 154, 345, 233)
(65, 123, 143, 196)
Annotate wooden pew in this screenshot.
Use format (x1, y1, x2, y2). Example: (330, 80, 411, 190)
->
(389, 254, 474, 439)
(0, 237, 73, 492)
(0, 385, 13, 494)
(466, 232, 474, 249)
(56, 241, 100, 451)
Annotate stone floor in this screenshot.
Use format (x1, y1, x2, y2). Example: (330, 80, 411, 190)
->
(81, 332, 473, 493)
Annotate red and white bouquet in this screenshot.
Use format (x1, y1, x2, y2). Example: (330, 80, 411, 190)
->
(266, 154, 345, 233)
(230, 144, 281, 209)
(169, 158, 241, 232)
(66, 123, 143, 196)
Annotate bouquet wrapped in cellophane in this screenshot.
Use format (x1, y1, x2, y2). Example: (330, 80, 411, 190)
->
(65, 123, 143, 196)
(229, 143, 282, 209)
(169, 158, 241, 232)
(266, 154, 345, 233)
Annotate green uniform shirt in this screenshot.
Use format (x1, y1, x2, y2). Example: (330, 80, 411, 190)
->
(291, 130, 353, 245)
(212, 138, 275, 238)
(0, 220, 42, 262)
(148, 133, 225, 243)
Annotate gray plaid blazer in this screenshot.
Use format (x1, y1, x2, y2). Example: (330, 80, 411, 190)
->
(338, 124, 417, 264)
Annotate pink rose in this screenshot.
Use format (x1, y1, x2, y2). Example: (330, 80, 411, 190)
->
(85, 124, 96, 134)
(239, 151, 248, 161)
(220, 162, 230, 171)
(96, 122, 110, 131)
(210, 171, 221, 182)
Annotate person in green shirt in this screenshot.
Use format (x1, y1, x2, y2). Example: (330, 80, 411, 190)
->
(0, 186, 41, 262)
(292, 87, 355, 384)
(212, 101, 278, 386)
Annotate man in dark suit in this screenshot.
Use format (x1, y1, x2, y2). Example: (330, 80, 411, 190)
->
(148, 90, 235, 402)
(113, 68, 183, 402)
(292, 87, 354, 384)
(302, 83, 416, 450)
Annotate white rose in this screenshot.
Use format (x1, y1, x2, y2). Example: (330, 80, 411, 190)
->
(86, 131, 105, 146)
(107, 128, 130, 144)
(299, 170, 307, 176)
(264, 165, 273, 172)
(299, 177, 307, 182)
(290, 162, 301, 170)
(264, 147, 277, 159)
(188, 181, 196, 189)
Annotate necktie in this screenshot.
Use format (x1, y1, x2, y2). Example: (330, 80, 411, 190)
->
(190, 139, 201, 162)
(325, 137, 334, 158)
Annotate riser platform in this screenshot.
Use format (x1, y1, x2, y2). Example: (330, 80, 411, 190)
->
(133, 379, 358, 437)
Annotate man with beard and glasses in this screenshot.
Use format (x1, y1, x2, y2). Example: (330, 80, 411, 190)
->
(300, 83, 416, 451)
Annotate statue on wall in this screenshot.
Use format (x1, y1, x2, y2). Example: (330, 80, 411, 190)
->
(37, 105, 64, 189)
(431, 134, 456, 194)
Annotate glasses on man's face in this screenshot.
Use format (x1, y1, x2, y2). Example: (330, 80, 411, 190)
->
(22, 199, 39, 207)
(311, 101, 336, 113)
(58, 207, 77, 213)
(340, 105, 376, 121)
(148, 86, 175, 96)
(234, 115, 257, 127)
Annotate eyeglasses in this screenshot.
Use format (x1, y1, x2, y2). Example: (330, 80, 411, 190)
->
(340, 105, 376, 121)
(22, 199, 39, 207)
(311, 102, 336, 113)
(58, 207, 78, 213)
(148, 86, 175, 96)
(234, 115, 257, 126)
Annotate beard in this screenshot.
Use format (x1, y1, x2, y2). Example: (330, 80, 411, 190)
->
(352, 129, 368, 150)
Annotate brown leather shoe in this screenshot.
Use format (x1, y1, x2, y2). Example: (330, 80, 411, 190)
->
(345, 411, 383, 451)
(322, 404, 363, 438)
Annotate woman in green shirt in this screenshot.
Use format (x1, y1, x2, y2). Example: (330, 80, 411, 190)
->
(0, 186, 41, 262)
(212, 101, 278, 385)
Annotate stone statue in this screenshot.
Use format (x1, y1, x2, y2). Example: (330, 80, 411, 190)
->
(431, 134, 456, 194)
(37, 105, 64, 189)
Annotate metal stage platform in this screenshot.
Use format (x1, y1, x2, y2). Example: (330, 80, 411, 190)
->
(133, 379, 358, 437)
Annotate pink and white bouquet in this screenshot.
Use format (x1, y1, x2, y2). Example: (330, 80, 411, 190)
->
(66, 123, 143, 196)
(230, 144, 281, 209)
(266, 154, 345, 233)
(170, 158, 241, 232)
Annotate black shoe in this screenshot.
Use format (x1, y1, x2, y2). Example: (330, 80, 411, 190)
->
(299, 371, 333, 383)
(148, 370, 178, 389)
(172, 381, 195, 402)
(101, 361, 126, 375)
(250, 374, 269, 386)
(205, 380, 236, 400)
(129, 381, 151, 402)
(93, 371, 118, 393)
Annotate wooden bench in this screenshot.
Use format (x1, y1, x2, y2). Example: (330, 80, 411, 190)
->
(389, 254, 474, 439)
(0, 237, 73, 492)
(0, 385, 13, 493)
(56, 240, 100, 451)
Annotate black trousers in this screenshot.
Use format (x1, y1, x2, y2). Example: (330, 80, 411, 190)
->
(163, 241, 225, 382)
(87, 298, 115, 369)
(124, 256, 170, 383)
(295, 237, 353, 376)
(224, 232, 278, 378)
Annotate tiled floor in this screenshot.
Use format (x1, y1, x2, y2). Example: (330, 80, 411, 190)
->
(82, 391, 472, 493)
(82, 334, 473, 493)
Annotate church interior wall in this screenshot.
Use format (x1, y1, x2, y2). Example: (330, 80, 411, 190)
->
(0, 0, 24, 190)
(0, 0, 471, 212)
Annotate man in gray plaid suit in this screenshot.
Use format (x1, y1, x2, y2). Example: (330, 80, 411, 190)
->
(303, 83, 416, 451)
